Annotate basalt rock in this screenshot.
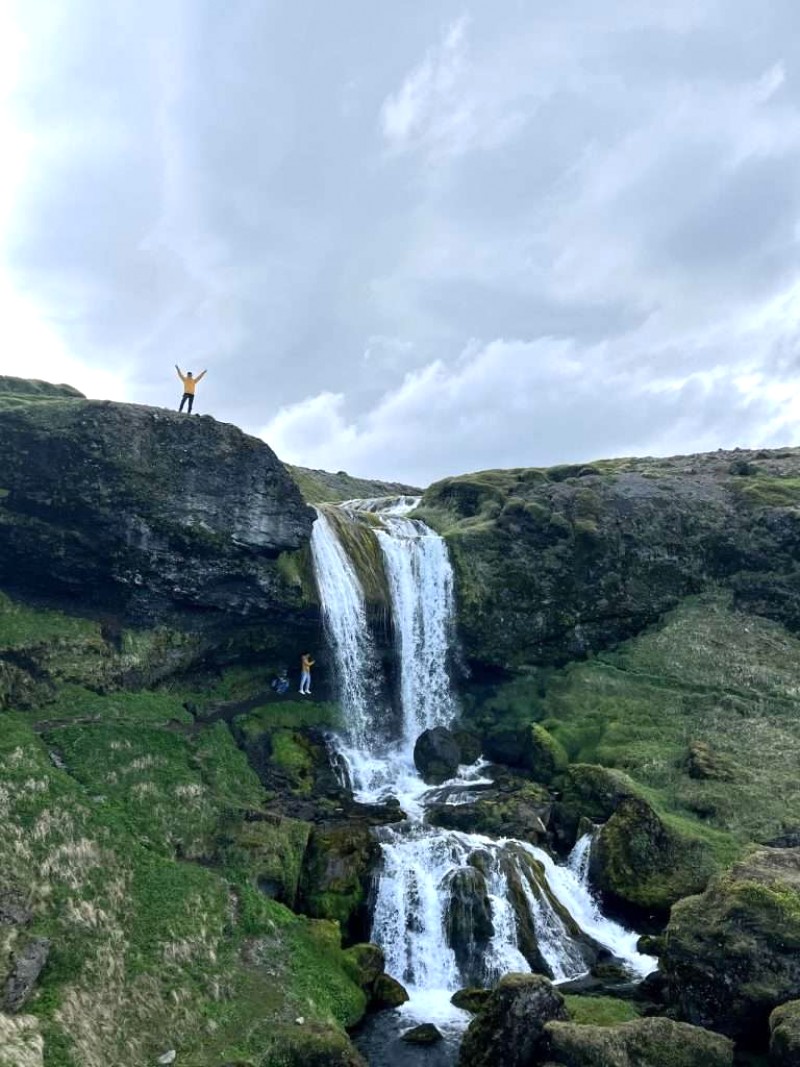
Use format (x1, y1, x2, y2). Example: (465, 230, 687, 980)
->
(427, 778, 550, 845)
(451, 988, 492, 1014)
(443, 867, 494, 986)
(543, 1016, 734, 1067)
(769, 1000, 800, 1067)
(0, 382, 315, 641)
(402, 1024, 442, 1044)
(413, 726, 461, 784)
(458, 973, 568, 1067)
(661, 846, 800, 1044)
(3, 937, 50, 1012)
(371, 974, 409, 1009)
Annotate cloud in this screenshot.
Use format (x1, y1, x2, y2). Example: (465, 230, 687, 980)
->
(2, 0, 800, 483)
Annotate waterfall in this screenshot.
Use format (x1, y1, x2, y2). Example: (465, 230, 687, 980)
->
(309, 509, 377, 750)
(309, 500, 656, 1032)
(374, 515, 457, 749)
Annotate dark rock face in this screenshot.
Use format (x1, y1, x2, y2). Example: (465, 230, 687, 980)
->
(413, 727, 461, 784)
(420, 449, 800, 670)
(770, 1000, 800, 1067)
(298, 822, 380, 942)
(661, 846, 800, 1044)
(0, 390, 314, 626)
(458, 973, 568, 1067)
(3, 936, 50, 1011)
(543, 1017, 734, 1067)
(443, 867, 494, 986)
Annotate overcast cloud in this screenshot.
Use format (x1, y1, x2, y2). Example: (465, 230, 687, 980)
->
(1, 0, 800, 484)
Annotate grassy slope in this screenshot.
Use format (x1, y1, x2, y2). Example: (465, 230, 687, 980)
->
(0, 596, 363, 1067)
(286, 464, 421, 504)
(471, 591, 800, 852)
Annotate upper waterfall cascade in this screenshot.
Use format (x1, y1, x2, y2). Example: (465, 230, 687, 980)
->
(309, 498, 655, 1025)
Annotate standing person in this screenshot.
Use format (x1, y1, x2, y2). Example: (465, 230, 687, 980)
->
(175, 365, 207, 414)
(299, 653, 315, 695)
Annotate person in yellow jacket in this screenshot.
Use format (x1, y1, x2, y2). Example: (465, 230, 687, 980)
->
(175, 365, 207, 414)
(299, 653, 315, 695)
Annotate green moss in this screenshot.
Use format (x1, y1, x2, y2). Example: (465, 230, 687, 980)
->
(43, 684, 193, 725)
(732, 475, 800, 508)
(320, 506, 390, 607)
(0, 591, 99, 649)
(563, 995, 640, 1026)
(236, 701, 340, 738)
(269, 730, 314, 794)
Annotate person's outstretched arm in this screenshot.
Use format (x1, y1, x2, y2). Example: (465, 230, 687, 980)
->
(195, 369, 207, 382)
(175, 364, 183, 379)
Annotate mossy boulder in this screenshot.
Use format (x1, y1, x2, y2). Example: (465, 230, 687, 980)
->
(483, 724, 567, 784)
(402, 1023, 442, 1044)
(451, 988, 492, 1014)
(265, 1023, 366, 1066)
(769, 1000, 800, 1066)
(661, 846, 800, 1043)
(343, 944, 385, 991)
(371, 974, 409, 1009)
(543, 1016, 734, 1066)
(219, 814, 311, 907)
(299, 823, 379, 941)
(443, 867, 494, 986)
(590, 796, 718, 913)
(458, 973, 568, 1067)
(559, 764, 640, 823)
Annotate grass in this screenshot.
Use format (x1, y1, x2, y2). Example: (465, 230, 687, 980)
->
(0, 680, 365, 1066)
(732, 475, 800, 508)
(0, 591, 99, 650)
(470, 592, 800, 848)
(563, 995, 640, 1026)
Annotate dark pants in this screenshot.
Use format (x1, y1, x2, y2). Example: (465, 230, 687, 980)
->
(179, 392, 194, 413)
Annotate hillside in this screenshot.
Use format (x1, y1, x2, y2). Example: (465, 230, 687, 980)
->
(286, 465, 421, 504)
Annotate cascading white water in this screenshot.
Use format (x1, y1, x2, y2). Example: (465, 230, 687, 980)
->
(374, 514, 457, 749)
(309, 500, 656, 1031)
(309, 509, 377, 750)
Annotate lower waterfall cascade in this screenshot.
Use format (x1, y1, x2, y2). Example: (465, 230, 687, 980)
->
(309, 498, 656, 1041)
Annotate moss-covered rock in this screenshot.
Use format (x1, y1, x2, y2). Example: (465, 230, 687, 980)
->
(458, 973, 568, 1067)
(451, 988, 492, 1014)
(562, 995, 640, 1027)
(661, 846, 800, 1043)
(427, 777, 550, 845)
(543, 1016, 734, 1066)
(769, 999, 800, 1066)
(591, 796, 719, 913)
(299, 823, 379, 941)
(371, 974, 409, 1009)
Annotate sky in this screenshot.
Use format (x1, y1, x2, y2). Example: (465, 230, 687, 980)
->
(1, 0, 800, 485)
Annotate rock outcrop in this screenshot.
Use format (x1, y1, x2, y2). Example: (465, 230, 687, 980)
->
(0, 380, 314, 631)
(458, 973, 568, 1067)
(769, 1000, 800, 1066)
(661, 846, 800, 1043)
(543, 1016, 734, 1067)
(413, 726, 461, 784)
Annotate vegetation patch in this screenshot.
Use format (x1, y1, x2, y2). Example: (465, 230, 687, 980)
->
(563, 995, 640, 1026)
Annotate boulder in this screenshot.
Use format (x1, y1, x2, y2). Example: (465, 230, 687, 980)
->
(443, 867, 494, 986)
(429, 774, 551, 845)
(370, 974, 409, 1010)
(3, 938, 50, 1012)
(451, 988, 492, 1014)
(590, 796, 717, 913)
(343, 944, 385, 991)
(661, 846, 800, 1043)
(769, 1000, 800, 1066)
(413, 727, 461, 784)
(299, 822, 379, 941)
(543, 1016, 734, 1066)
(401, 1024, 442, 1044)
(483, 725, 567, 784)
(458, 973, 568, 1067)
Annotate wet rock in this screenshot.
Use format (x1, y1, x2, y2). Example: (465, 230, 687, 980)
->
(590, 796, 717, 913)
(458, 973, 568, 1067)
(661, 846, 800, 1044)
(543, 1016, 734, 1066)
(769, 999, 800, 1066)
(401, 1024, 442, 1044)
(427, 778, 550, 845)
(443, 867, 494, 987)
(413, 727, 461, 784)
(3, 938, 50, 1012)
(371, 974, 409, 1010)
(451, 988, 492, 1014)
(483, 724, 566, 784)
